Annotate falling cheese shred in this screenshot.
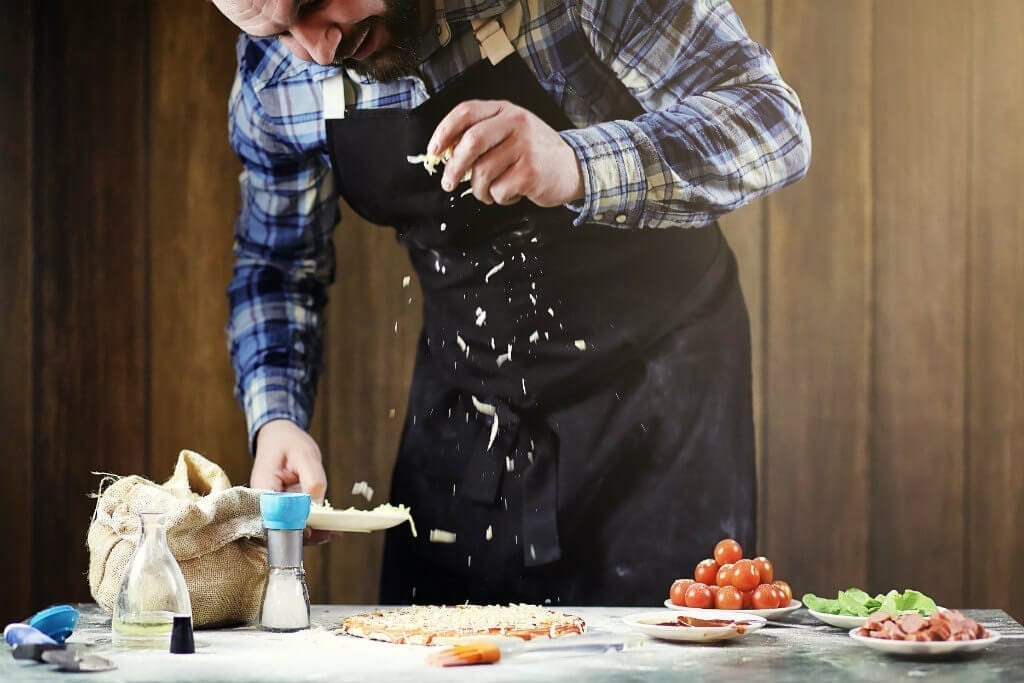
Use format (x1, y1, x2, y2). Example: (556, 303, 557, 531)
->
(351, 481, 374, 502)
(429, 529, 457, 544)
(471, 395, 500, 451)
(485, 261, 505, 283)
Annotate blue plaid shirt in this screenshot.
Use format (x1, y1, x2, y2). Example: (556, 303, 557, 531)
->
(227, 0, 811, 446)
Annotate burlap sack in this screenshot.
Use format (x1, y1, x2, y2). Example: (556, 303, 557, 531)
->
(88, 450, 267, 628)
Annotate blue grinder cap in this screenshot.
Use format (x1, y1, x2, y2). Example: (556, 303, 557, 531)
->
(260, 492, 311, 530)
(28, 605, 78, 644)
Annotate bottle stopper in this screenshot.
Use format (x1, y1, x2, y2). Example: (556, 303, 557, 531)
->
(169, 615, 195, 654)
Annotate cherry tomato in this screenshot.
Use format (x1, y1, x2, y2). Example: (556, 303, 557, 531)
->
(741, 589, 755, 609)
(715, 585, 743, 610)
(752, 556, 774, 584)
(714, 538, 743, 565)
(773, 580, 793, 604)
(773, 584, 789, 607)
(694, 559, 719, 585)
(669, 579, 694, 606)
(684, 582, 714, 609)
(715, 563, 734, 587)
(731, 559, 760, 592)
(752, 584, 781, 609)
(708, 584, 720, 600)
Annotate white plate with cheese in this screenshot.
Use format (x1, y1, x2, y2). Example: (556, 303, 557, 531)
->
(306, 504, 414, 533)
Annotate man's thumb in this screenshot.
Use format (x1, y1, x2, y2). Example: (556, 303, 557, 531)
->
(295, 460, 327, 505)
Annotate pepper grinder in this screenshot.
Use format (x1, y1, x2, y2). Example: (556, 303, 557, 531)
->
(258, 492, 312, 632)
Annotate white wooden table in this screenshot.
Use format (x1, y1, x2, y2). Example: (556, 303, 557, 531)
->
(3, 604, 1022, 681)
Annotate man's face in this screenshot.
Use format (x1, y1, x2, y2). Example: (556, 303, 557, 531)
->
(212, 0, 424, 81)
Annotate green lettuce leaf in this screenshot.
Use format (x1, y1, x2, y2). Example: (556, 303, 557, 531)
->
(802, 593, 842, 614)
(804, 587, 937, 616)
(880, 589, 938, 616)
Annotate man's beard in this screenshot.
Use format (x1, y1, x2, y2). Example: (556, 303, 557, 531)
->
(335, 0, 421, 82)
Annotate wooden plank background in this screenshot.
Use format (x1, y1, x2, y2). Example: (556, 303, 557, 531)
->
(1, 0, 1023, 623)
(0, 0, 34, 626)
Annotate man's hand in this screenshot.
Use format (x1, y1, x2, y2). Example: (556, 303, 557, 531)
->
(251, 418, 335, 544)
(429, 100, 585, 207)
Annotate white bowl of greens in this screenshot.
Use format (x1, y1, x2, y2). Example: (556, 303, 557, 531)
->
(802, 588, 938, 629)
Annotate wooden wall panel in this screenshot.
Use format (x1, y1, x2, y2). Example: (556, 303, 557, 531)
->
(967, 0, 1024, 618)
(764, 0, 873, 593)
(148, 3, 248, 483)
(324, 211, 421, 602)
(0, 0, 34, 625)
(31, 1, 149, 607)
(870, 0, 969, 605)
(720, 0, 768, 550)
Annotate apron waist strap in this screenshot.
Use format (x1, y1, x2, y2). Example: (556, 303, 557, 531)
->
(460, 398, 560, 567)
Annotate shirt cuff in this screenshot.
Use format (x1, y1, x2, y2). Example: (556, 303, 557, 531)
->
(560, 120, 650, 227)
(241, 370, 313, 455)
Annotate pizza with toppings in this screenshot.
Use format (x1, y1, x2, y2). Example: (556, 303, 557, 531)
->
(338, 604, 586, 645)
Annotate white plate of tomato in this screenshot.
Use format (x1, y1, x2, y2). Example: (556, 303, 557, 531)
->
(664, 538, 802, 620)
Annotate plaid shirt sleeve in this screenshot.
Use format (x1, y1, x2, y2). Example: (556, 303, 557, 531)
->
(226, 38, 339, 450)
(560, 0, 811, 229)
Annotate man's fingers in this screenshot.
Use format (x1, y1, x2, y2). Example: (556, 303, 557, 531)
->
(442, 110, 515, 192)
(292, 454, 327, 504)
(429, 100, 505, 160)
(303, 528, 336, 545)
(469, 135, 521, 205)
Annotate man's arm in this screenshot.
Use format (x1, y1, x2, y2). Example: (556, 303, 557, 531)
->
(226, 36, 338, 501)
(560, 0, 811, 228)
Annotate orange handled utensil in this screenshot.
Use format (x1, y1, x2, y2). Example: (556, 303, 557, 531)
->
(426, 635, 642, 667)
(426, 640, 502, 667)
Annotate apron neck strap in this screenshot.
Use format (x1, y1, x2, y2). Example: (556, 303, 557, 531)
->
(434, 0, 452, 47)
(471, 2, 523, 65)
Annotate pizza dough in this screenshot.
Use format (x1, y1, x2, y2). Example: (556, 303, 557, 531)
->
(339, 605, 586, 645)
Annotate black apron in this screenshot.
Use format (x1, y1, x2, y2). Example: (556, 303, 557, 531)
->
(325, 39, 755, 607)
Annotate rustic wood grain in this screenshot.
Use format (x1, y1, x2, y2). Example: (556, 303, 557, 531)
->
(147, 2, 249, 482)
(764, 0, 873, 593)
(31, 1, 149, 607)
(324, 207, 422, 603)
(869, 0, 969, 606)
(720, 0, 768, 552)
(967, 0, 1024, 621)
(304, 393, 330, 603)
(0, 0, 34, 625)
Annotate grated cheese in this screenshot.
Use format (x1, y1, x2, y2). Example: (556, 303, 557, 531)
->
(351, 481, 374, 502)
(484, 261, 505, 283)
(429, 529, 457, 544)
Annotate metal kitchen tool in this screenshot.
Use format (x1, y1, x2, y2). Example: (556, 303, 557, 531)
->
(427, 634, 645, 666)
(41, 649, 117, 673)
(258, 492, 312, 632)
(5, 623, 91, 663)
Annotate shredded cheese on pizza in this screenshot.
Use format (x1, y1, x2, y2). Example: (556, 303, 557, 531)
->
(338, 604, 586, 645)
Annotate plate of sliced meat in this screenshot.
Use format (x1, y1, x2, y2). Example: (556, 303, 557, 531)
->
(849, 610, 1001, 656)
(625, 609, 766, 643)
